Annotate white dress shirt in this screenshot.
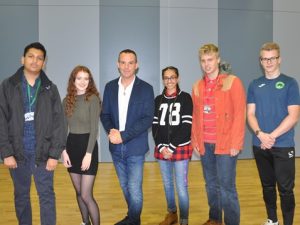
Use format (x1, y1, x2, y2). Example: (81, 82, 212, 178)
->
(118, 76, 135, 131)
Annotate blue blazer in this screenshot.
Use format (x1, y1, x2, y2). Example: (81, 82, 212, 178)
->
(100, 76, 154, 156)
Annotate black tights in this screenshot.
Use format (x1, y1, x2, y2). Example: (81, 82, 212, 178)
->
(69, 173, 100, 225)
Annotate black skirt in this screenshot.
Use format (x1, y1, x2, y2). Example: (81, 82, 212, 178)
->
(66, 133, 98, 175)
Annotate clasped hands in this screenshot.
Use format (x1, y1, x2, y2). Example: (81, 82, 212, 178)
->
(108, 128, 123, 144)
(258, 131, 276, 150)
(161, 147, 173, 159)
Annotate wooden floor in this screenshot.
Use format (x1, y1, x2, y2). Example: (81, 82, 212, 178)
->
(0, 159, 299, 225)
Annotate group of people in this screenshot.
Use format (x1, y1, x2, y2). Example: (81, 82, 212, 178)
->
(0, 41, 299, 225)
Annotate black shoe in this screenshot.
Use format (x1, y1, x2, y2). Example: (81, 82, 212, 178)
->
(80, 222, 91, 225)
(114, 216, 129, 225)
(127, 217, 141, 225)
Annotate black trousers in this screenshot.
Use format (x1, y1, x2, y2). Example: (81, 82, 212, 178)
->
(253, 146, 295, 225)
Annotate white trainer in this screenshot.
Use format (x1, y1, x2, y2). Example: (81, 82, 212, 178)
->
(263, 219, 279, 225)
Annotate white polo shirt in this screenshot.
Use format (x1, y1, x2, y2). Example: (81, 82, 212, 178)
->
(118, 76, 135, 131)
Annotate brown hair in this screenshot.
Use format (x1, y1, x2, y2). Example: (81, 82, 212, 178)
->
(65, 65, 100, 117)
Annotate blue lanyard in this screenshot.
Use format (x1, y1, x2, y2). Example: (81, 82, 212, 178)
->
(27, 79, 41, 112)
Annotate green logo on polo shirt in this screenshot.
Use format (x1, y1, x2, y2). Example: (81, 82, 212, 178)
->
(275, 81, 285, 89)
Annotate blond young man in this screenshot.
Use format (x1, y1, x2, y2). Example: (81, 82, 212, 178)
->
(191, 44, 246, 225)
(247, 42, 300, 225)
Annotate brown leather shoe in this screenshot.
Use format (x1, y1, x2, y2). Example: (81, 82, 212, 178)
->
(159, 212, 178, 225)
(202, 219, 223, 225)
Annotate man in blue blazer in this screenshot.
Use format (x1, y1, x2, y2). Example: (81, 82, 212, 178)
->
(101, 49, 154, 225)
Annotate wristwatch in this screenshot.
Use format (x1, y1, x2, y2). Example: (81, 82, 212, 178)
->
(255, 130, 261, 136)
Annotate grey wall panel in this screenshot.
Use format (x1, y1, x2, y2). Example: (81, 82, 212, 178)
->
(218, 0, 272, 11)
(160, 0, 217, 8)
(38, 0, 100, 99)
(274, 0, 300, 156)
(100, 1, 160, 162)
(160, 1, 218, 94)
(38, 0, 101, 158)
(273, 0, 300, 12)
(0, 0, 38, 82)
(218, 0, 273, 158)
(101, 0, 159, 7)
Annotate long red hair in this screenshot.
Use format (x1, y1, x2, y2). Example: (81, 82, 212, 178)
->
(65, 65, 100, 117)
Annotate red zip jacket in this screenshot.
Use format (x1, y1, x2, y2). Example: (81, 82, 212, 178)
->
(191, 74, 246, 155)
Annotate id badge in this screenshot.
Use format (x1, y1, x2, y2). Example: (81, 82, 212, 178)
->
(204, 105, 211, 114)
(24, 112, 34, 121)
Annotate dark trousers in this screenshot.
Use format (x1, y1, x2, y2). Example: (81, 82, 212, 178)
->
(253, 146, 295, 225)
(9, 152, 56, 225)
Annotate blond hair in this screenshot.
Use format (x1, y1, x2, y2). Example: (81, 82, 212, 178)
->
(260, 42, 280, 56)
(199, 43, 219, 58)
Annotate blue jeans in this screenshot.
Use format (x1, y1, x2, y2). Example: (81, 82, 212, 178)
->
(201, 143, 240, 225)
(9, 152, 56, 225)
(111, 145, 145, 225)
(159, 159, 189, 225)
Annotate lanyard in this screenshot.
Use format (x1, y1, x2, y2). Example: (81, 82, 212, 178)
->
(27, 79, 41, 112)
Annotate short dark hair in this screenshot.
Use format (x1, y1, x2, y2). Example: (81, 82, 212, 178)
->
(118, 49, 137, 62)
(23, 42, 47, 58)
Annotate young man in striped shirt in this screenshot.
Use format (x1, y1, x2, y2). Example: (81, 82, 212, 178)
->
(191, 44, 246, 225)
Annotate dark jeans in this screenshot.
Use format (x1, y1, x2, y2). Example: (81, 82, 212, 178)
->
(9, 152, 56, 225)
(201, 143, 240, 225)
(111, 145, 145, 225)
(253, 146, 295, 225)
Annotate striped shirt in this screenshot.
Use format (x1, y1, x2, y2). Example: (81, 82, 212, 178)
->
(203, 75, 217, 143)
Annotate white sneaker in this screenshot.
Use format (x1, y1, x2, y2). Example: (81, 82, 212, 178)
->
(263, 219, 279, 225)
